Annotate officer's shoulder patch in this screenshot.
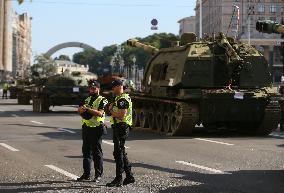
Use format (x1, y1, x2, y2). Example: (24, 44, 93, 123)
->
(102, 99, 108, 105)
(119, 100, 125, 106)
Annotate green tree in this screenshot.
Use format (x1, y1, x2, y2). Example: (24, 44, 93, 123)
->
(31, 54, 56, 77)
(55, 55, 71, 61)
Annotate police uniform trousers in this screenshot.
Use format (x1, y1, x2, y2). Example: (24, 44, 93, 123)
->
(112, 123, 133, 178)
(82, 123, 103, 177)
(2, 89, 8, 99)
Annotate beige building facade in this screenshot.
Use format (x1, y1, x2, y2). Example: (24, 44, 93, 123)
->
(178, 16, 196, 36)
(12, 12, 32, 78)
(54, 60, 89, 75)
(195, 0, 284, 82)
(0, 0, 13, 81)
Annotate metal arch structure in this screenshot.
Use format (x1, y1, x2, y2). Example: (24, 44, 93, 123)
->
(45, 42, 95, 57)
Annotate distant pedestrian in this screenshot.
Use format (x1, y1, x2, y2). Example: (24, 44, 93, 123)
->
(106, 79, 135, 187)
(2, 82, 9, 99)
(77, 79, 108, 182)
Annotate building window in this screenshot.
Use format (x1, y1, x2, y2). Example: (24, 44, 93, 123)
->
(259, 17, 265, 21)
(270, 4, 277, 14)
(258, 4, 265, 13)
(270, 17, 276, 22)
(281, 6, 284, 14)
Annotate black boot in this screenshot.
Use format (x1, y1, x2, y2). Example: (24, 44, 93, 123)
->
(106, 176, 122, 187)
(77, 174, 90, 181)
(123, 175, 135, 185)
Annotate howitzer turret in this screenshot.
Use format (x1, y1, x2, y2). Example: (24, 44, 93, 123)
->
(256, 20, 284, 34)
(127, 39, 159, 55)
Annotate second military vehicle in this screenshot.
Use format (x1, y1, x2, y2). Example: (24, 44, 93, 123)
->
(126, 32, 282, 136)
(32, 70, 96, 112)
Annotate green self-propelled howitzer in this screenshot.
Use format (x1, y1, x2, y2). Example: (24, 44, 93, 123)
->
(126, 32, 282, 136)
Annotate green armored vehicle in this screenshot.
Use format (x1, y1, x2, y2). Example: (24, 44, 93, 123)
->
(126, 32, 281, 136)
(9, 79, 33, 104)
(32, 71, 97, 112)
(256, 20, 284, 34)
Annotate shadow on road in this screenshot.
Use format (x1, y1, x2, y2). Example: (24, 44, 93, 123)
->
(103, 158, 284, 193)
(277, 144, 284, 148)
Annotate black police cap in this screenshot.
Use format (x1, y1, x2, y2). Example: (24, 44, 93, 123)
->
(111, 79, 123, 89)
(88, 80, 100, 88)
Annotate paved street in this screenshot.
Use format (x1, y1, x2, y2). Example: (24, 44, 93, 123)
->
(0, 99, 283, 193)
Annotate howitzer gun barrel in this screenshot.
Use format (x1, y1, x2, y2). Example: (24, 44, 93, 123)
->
(256, 20, 284, 34)
(127, 39, 159, 55)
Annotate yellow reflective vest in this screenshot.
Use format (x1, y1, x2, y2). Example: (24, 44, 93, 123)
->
(81, 95, 106, 127)
(110, 93, 132, 126)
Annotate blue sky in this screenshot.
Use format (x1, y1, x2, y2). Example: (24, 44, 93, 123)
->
(13, 0, 196, 59)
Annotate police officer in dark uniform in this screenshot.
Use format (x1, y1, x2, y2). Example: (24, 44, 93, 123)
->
(106, 79, 135, 187)
(77, 80, 108, 182)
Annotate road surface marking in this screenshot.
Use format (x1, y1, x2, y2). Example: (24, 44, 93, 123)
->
(45, 165, 79, 180)
(176, 161, 225, 174)
(102, 140, 130, 149)
(194, 138, 234, 146)
(58, 128, 76, 134)
(30, 120, 44, 125)
(0, 143, 19, 152)
(0, 109, 4, 112)
(11, 114, 19, 117)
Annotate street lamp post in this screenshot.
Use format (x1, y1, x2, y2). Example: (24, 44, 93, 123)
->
(132, 56, 137, 84)
(199, 0, 202, 39)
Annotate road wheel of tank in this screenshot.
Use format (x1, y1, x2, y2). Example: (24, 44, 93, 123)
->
(39, 97, 49, 113)
(156, 111, 164, 134)
(170, 103, 183, 135)
(170, 114, 182, 135)
(140, 109, 149, 128)
(132, 109, 140, 127)
(148, 110, 156, 130)
(32, 98, 40, 112)
(170, 103, 199, 136)
(163, 112, 171, 134)
(18, 94, 30, 105)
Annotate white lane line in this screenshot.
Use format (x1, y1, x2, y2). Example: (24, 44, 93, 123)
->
(45, 165, 79, 180)
(102, 140, 130, 149)
(0, 109, 4, 112)
(194, 138, 234, 146)
(176, 161, 225, 174)
(0, 143, 19, 152)
(58, 128, 76, 134)
(30, 120, 44, 125)
(11, 114, 19, 117)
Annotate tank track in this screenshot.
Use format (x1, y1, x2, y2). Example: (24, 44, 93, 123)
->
(257, 100, 280, 135)
(131, 96, 199, 136)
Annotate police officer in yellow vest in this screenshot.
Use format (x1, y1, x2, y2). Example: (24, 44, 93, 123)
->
(2, 82, 9, 99)
(77, 80, 108, 182)
(106, 79, 135, 187)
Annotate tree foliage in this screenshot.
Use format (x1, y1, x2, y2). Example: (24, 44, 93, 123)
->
(31, 54, 56, 77)
(54, 55, 71, 61)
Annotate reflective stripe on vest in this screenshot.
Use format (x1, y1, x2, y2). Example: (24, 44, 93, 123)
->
(110, 93, 132, 126)
(81, 95, 105, 127)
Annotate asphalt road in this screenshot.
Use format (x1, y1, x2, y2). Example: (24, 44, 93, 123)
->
(0, 99, 283, 193)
